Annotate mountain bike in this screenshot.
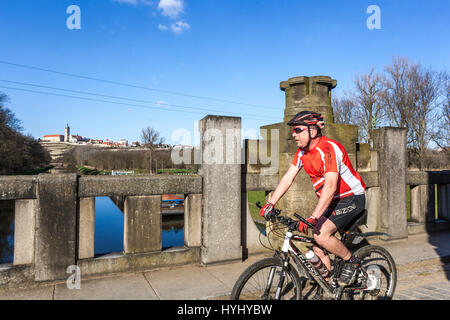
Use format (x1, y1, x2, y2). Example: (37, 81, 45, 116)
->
(230, 203, 397, 300)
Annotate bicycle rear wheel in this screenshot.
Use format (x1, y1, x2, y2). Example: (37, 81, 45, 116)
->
(230, 257, 302, 300)
(343, 245, 397, 300)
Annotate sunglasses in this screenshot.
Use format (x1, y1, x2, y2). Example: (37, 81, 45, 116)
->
(292, 127, 308, 134)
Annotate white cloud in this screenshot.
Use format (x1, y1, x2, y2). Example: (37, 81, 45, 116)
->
(155, 100, 171, 108)
(158, 21, 190, 35)
(158, 24, 169, 31)
(170, 20, 190, 35)
(113, 0, 189, 35)
(158, 0, 185, 19)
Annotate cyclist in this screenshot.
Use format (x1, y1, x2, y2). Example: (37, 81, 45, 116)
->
(260, 110, 366, 287)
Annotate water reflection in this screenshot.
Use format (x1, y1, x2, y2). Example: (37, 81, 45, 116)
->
(95, 197, 124, 256)
(95, 197, 184, 256)
(0, 200, 14, 264)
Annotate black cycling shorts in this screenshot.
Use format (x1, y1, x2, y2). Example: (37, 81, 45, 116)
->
(317, 194, 366, 233)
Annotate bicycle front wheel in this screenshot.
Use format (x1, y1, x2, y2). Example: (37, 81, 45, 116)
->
(230, 257, 302, 300)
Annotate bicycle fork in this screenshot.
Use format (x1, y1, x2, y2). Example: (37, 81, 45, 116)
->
(263, 255, 289, 300)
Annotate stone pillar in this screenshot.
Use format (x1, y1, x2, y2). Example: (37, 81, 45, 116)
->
(410, 185, 435, 223)
(35, 174, 77, 281)
(199, 115, 242, 264)
(363, 187, 380, 232)
(274, 76, 360, 219)
(372, 128, 408, 240)
(78, 197, 95, 259)
(184, 194, 202, 247)
(123, 195, 161, 254)
(14, 200, 36, 265)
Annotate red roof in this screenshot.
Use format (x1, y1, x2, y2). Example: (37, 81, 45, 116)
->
(162, 194, 184, 201)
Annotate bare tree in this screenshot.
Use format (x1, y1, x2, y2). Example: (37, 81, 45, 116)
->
(0, 93, 23, 132)
(381, 56, 418, 135)
(350, 68, 386, 143)
(444, 74, 450, 147)
(411, 68, 446, 168)
(140, 126, 165, 173)
(332, 96, 356, 125)
(140, 126, 165, 147)
(380, 57, 447, 168)
(332, 68, 385, 143)
(432, 71, 450, 150)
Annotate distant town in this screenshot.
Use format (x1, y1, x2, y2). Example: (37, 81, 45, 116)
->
(41, 124, 173, 148)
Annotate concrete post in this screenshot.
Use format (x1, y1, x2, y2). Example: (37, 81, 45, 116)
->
(372, 128, 408, 240)
(410, 185, 435, 223)
(35, 174, 77, 281)
(199, 115, 242, 264)
(14, 200, 36, 265)
(363, 187, 380, 232)
(184, 194, 202, 247)
(78, 197, 95, 259)
(124, 195, 162, 254)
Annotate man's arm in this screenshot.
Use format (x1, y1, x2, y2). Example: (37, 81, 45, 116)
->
(310, 172, 339, 219)
(268, 164, 300, 205)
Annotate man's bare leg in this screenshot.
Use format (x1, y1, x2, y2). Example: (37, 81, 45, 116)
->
(313, 218, 352, 264)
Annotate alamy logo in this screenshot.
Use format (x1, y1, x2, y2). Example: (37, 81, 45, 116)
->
(366, 5, 381, 30)
(66, 265, 81, 289)
(66, 5, 81, 30)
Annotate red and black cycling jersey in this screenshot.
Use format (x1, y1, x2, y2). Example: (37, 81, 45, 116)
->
(291, 136, 366, 199)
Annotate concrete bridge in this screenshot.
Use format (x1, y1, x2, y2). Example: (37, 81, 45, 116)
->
(1, 75, 449, 291)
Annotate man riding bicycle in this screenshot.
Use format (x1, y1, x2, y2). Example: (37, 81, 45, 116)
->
(260, 110, 366, 288)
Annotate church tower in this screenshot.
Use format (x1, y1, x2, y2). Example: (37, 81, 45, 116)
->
(64, 124, 70, 142)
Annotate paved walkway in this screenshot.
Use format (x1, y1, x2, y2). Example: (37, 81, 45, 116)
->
(1, 231, 450, 300)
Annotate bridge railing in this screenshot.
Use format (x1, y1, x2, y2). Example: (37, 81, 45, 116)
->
(0, 174, 204, 285)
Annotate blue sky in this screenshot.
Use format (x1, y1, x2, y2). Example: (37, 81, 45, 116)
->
(0, 0, 449, 145)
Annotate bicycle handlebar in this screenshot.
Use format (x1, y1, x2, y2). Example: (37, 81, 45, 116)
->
(255, 202, 314, 230)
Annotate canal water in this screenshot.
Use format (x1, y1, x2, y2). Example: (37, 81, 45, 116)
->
(0, 197, 185, 264)
(94, 197, 185, 256)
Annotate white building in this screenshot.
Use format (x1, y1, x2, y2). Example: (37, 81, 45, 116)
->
(43, 135, 64, 142)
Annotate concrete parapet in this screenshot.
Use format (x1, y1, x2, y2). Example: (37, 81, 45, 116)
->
(14, 200, 36, 266)
(184, 194, 202, 247)
(199, 115, 242, 264)
(0, 176, 37, 200)
(124, 195, 162, 254)
(78, 198, 95, 260)
(363, 187, 380, 233)
(359, 171, 379, 188)
(407, 171, 450, 185)
(410, 185, 435, 223)
(78, 175, 202, 197)
(373, 127, 408, 240)
(78, 247, 200, 278)
(243, 173, 278, 191)
(35, 174, 77, 281)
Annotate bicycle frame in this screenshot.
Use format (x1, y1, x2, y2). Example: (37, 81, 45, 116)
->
(279, 231, 338, 297)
